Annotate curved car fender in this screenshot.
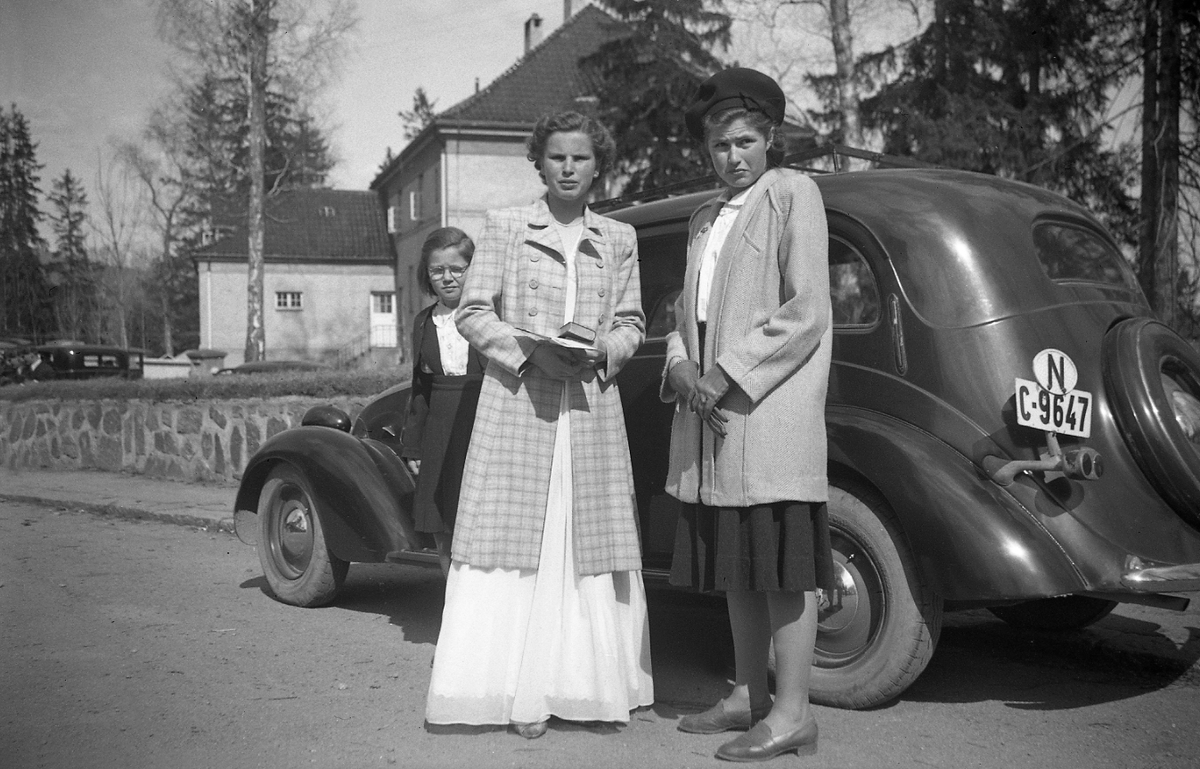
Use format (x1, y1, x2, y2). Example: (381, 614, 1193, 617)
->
(828, 408, 1088, 602)
(235, 426, 421, 563)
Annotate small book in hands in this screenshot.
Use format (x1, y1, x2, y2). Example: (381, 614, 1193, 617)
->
(517, 322, 599, 355)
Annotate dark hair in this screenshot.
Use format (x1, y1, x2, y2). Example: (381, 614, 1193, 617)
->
(703, 107, 786, 168)
(526, 111, 617, 179)
(417, 226, 475, 296)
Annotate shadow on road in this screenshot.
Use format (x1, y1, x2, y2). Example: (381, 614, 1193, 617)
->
(899, 609, 1200, 711)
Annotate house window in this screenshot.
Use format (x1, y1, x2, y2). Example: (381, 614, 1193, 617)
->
(409, 189, 421, 221)
(275, 291, 303, 310)
(372, 292, 394, 315)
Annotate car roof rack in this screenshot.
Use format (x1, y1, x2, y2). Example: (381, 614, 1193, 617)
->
(593, 144, 936, 213)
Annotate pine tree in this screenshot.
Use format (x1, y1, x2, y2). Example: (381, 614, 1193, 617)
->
(0, 104, 52, 340)
(45, 169, 97, 342)
(860, 0, 1138, 246)
(581, 0, 734, 193)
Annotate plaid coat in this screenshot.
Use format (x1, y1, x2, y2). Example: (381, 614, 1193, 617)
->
(453, 199, 646, 575)
(660, 169, 832, 506)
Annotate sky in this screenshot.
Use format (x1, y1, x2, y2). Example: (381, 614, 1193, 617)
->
(0, 0, 585, 197)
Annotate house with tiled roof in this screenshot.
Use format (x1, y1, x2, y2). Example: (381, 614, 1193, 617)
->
(371, 1, 625, 329)
(193, 188, 396, 369)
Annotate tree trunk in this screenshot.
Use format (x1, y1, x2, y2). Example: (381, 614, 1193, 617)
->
(1139, 0, 1181, 328)
(244, 0, 270, 363)
(828, 0, 860, 147)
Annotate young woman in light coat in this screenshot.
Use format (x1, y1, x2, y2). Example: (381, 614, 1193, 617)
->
(425, 111, 653, 738)
(662, 68, 835, 762)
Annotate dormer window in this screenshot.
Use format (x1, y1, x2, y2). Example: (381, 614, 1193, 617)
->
(320, 206, 336, 217)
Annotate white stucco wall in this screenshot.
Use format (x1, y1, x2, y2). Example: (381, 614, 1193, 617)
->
(197, 259, 396, 369)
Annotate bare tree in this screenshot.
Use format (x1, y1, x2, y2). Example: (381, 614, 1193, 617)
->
(155, 0, 358, 362)
(91, 153, 149, 348)
(117, 110, 192, 356)
(727, 0, 928, 148)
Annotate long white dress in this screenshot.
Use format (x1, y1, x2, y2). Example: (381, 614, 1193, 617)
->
(425, 217, 654, 726)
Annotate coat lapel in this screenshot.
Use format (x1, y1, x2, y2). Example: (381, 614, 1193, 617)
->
(524, 197, 564, 262)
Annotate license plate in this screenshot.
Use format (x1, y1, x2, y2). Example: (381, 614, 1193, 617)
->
(1015, 378, 1093, 438)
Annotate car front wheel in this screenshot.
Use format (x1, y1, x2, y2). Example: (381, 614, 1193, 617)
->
(811, 480, 942, 709)
(257, 464, 348, 607)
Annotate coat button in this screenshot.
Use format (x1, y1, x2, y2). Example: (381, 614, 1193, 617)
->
(595, 260, 604, 269)
(597, 287, 606, 297)
(530, 254, 540, 262)
(528, 307, 539, 316)
(529, 278, 539, 289)
(598, 314, 607, 324)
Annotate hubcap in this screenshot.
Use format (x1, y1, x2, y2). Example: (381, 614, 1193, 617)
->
(1163, 360, 1200, 456)
(270, 487, 314, 579)
(816, 531, 884, 667)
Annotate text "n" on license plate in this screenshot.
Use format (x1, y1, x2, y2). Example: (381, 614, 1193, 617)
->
(1015, 378, 1093, 438)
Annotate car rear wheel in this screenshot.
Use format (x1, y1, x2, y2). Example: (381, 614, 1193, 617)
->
(257, 464, 348, 607)
(811, 481, 942, 709)
(1103, 318, 1200, 525)
(988, 595, 1117, 630)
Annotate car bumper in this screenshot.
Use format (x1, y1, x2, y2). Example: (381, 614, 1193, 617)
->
(1122, 556, 1200, 593)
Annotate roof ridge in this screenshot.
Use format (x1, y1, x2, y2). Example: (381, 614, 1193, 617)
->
(440, 4, 617, 119)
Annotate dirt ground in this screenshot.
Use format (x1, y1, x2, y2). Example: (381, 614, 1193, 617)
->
(3, 501, 1200, 769)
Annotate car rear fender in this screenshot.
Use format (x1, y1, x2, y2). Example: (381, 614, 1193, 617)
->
(235, 426, 421, 562)
(828, 408, 1088, 602)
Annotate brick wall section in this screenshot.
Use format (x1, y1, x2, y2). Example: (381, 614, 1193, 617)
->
(0, 397, 370, 484)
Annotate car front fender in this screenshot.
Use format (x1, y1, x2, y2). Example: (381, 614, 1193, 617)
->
(828, 407, 1088, 602)
(235, 426, 422, 563)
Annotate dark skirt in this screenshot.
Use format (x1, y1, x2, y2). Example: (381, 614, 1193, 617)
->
(669, 501, 835, 594)
(412, 374, 481, 534)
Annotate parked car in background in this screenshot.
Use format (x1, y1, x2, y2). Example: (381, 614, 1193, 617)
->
(232, 148, 1200, 709)
(33, 341, 144, 380)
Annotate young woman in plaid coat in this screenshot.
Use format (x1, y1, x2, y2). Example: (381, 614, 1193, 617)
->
(425, 112, 653, 737)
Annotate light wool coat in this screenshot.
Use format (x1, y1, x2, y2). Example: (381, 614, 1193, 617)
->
(660, 168, 832, 506)
(453, 199, 646, 575)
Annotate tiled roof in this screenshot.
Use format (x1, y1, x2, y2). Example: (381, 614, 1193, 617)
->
(194, 189, 390, 263)
(439, 4, 625, 125)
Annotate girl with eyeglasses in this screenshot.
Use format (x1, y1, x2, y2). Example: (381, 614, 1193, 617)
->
(400, 226, 484, 576)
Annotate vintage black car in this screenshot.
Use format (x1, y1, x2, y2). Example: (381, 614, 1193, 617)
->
(34, 341, 145, 380)
(233, 155, 1200, 709)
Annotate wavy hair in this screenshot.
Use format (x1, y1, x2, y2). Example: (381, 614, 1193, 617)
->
(526, 111, 617, 179)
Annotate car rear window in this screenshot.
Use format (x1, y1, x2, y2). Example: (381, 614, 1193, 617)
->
(829, 237, 880, 327)
(1033, 221, 1138, 291)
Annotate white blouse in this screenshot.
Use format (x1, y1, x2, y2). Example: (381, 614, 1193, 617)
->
(431, 302, 469, 376)
(696, 187, 751, 323)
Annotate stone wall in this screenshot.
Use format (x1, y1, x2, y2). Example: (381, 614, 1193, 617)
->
(0, 397, 371, 485)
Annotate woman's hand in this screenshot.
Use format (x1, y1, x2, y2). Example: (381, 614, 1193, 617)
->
(577, 338, 608, 369)
(528, 343, 587, 379)
(689, 365, 732, 437)
(667, 359, 700, 399)
(404, 458, 421, 476)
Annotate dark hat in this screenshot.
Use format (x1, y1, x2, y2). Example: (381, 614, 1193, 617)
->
(685, 67, 786, 141)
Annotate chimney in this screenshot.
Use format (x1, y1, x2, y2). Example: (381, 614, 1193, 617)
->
(564, 0, 573, 22)
(524, 13, 543, 54)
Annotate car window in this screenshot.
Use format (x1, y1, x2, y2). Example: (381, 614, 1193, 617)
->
(829, 237, 881, 327)
(647, 288, 681, 338)
(1033, 221, 1138, 291)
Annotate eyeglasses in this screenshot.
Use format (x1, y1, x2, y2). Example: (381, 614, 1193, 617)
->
(427, 266, 467, 280)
